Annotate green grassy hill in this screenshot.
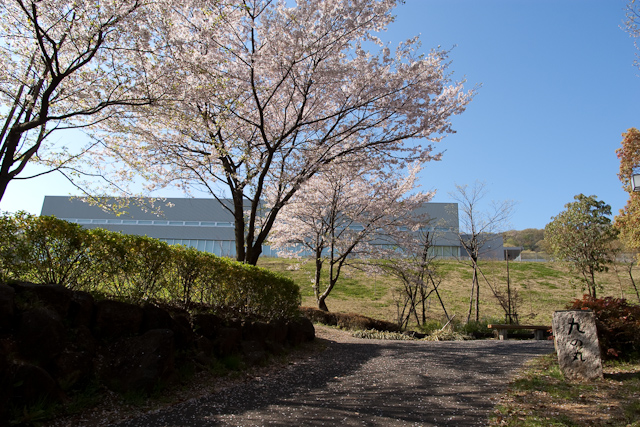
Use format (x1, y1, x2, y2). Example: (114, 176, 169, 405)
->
(258, 258, 640, 327)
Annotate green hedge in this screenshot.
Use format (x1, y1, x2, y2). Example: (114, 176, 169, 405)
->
(0, 212, 301, 320)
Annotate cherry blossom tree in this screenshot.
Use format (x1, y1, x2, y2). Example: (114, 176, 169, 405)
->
(0, 0, 185, 202)
(268, 161, 432, 311)
(624, 0, 640, 70)
(91, 0, 474, 265)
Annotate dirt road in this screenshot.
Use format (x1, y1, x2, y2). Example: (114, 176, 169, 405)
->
(114, 327, 553, 426)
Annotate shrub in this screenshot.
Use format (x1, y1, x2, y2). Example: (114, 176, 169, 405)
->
(199, 258, 301, 320)
(334, 312, 373, 330)
(299, 307, 400, 332)
(0, 214, 302, 320)
(420, 319, 445, 334)
(0, 212, 24, 282)
(459, 317, 504, 336)
(1, 213, 93, 288)
(88, 229, 172, 302)
(425, 330, 472, 341)
(299, 306, 338, 325)
(567, 295, 640, 360)
(164, 245, 211, 308)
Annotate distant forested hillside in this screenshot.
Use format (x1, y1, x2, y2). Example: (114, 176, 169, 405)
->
(502, 228, 545, 252)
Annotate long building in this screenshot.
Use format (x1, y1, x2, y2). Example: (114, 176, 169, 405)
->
(41, 196, 245, 257)
(40, 196, 509, 260)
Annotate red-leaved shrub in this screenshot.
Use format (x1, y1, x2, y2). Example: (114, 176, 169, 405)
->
(566, 295, 640, 360)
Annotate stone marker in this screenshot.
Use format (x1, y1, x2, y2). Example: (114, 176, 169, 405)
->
(552, 310, 603, 380)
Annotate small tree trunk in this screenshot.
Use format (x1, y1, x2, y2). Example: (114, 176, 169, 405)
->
(317, 295, 329, 311)
(232, 198, 246, 263)
(474, 264, 480, 323)
(246, 244, 262, 266)
(0, 174, 10, 203)
(421, 285, 427, 325)
(430, 275, 451, 323)
(466, 277, 475, 324)
(627, 262, 640, 303)
(313, 249, 324, 308)
(313, 253, 323, 302)
(506, 257, 513, 324)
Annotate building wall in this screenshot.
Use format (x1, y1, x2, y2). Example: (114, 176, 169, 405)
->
(40, 196, 244, 257)
(40, 196, 488, 259)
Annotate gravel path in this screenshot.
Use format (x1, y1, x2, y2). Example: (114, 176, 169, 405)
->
(114, 327, 554, 427)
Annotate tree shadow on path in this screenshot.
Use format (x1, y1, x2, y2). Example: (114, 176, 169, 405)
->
(114, 338, 553, 426)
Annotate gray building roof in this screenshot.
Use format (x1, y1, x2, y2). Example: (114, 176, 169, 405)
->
(40, 196, 239, 241)
(41, 196, 237, 221)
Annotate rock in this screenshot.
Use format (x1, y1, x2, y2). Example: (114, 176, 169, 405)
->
(52, 349, 94, 391)
(0, 283, 15, 331)
(3, 361, 64, 408)
(141, 303, 174, 332)
(192, 313, 224, 339)
(242, 320, 288, 348)
(170, 314, 195, 348)
(286, 317, 315, 346)
(10, 282, 73, 319)
(195, 336, 214, 356)
(213, 327, 241, 357)
(193, 336, 215, 369)
(71, 325, 98, 355)
(68, 291, 94, 328)
(552, 310, 603, 380)
(226, 318, 242, 330)
(270, 319, 289, 344)
(94, 299, 143, 339)
(17, 307, 66, 364)
(242, 321, 272, 345)
(0, 350, 10, 422)
(0, 339, 9, 379)
(0, 337, 18, 362)
(98, 329, 175, 394)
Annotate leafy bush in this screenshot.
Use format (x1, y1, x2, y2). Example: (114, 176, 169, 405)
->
(567, 295, 640, 360)
(164, 245, 211, 308)
(199, 257, 301, 320)
(424, 330, 472, 341)
(299, 306, 339, 325)
(419, 319, 446, 334)
(0, 213, 93, 288)
(458, 317, 504, 335)
(88, 230, 172, 302)
(0, 213, 301, 320)
(0, 212, 24, 282)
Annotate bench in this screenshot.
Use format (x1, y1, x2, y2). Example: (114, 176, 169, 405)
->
(487, 324, 550, 340)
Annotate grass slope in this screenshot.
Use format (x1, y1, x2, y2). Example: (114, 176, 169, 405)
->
(258, 258, 640, 327)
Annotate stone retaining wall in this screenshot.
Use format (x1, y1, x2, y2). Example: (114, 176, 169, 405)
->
(0, 282, 314, 420)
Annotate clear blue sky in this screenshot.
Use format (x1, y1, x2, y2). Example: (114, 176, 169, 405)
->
(1, 0, 638, 231)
